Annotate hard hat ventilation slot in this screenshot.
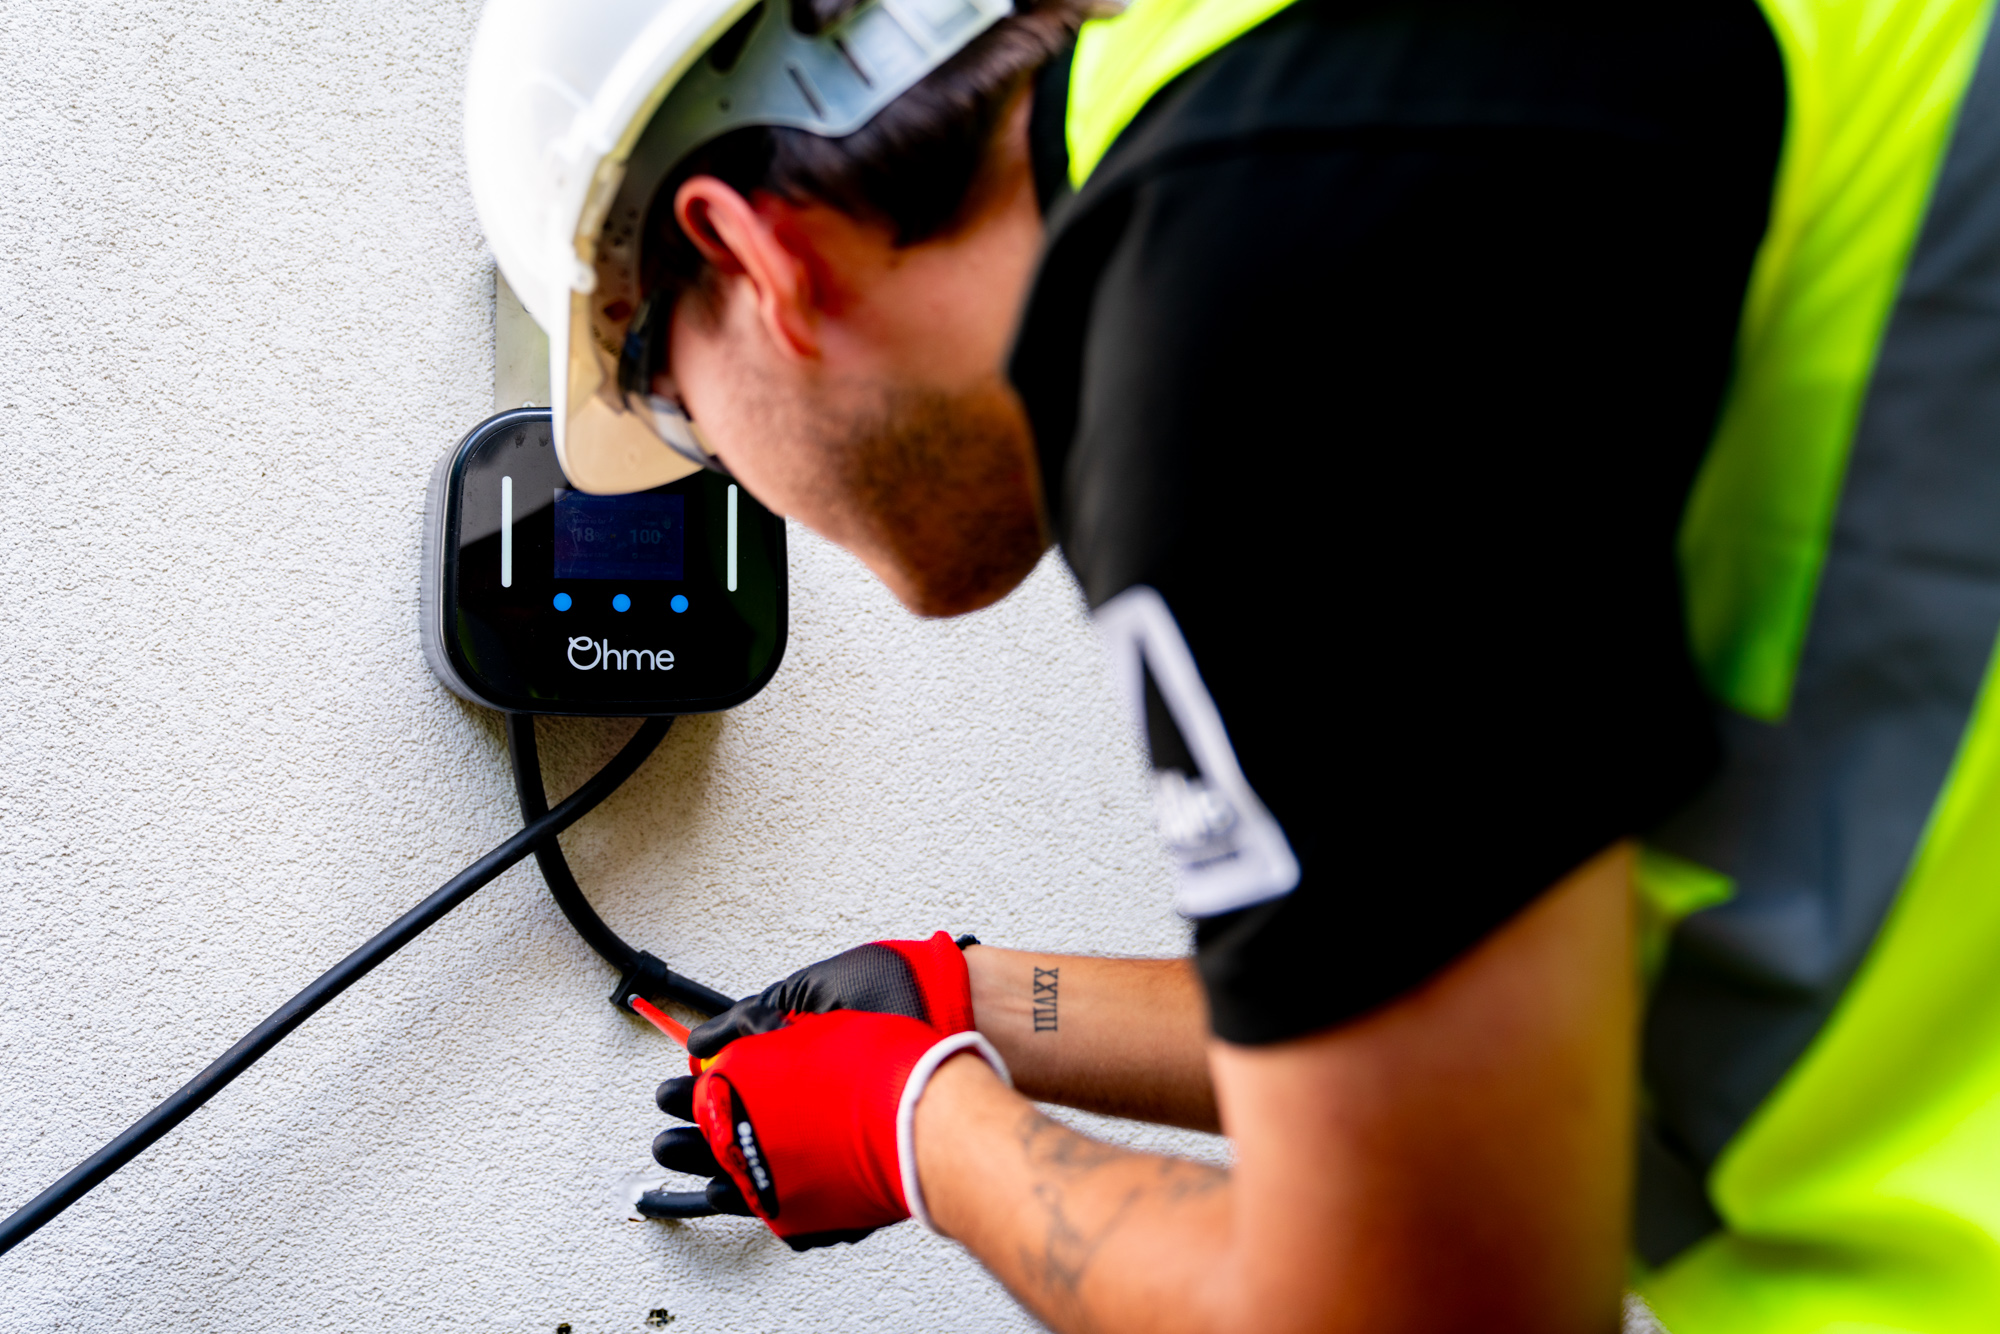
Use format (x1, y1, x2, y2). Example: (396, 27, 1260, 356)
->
(832, 36, 874, 86)
(792, 0, 867, 35)
(707, 4, 765, 74)
(787, 64, 827, 119)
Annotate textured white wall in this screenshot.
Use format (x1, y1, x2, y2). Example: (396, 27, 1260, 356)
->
(0, 1, 1224, 1328)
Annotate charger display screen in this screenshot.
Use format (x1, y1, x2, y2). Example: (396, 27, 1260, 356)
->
(553, 490, 685, 581)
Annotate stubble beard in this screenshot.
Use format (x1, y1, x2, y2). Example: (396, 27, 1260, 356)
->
(822, 375, 1052, 617)
(706, 339, 1053, 618)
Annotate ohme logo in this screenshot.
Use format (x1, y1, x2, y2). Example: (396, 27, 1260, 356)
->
(568, 637, 676, 671)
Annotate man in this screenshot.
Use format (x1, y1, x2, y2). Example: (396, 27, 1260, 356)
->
(464, 0, 2000, 1326)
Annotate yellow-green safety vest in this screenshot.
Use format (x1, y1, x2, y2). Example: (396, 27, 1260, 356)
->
(1067, 0, 2000, 1328)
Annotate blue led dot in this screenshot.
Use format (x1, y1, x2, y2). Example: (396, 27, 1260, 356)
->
(552, 592, 572, 612)
(670, 595, 689, 613)
(612, 593, 632, 613)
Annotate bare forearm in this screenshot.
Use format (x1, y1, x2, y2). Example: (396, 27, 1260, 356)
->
(964, 945, 1217, 1130)
(917, 1054, 1238, 1334)
(924, 849, 1638, 1334)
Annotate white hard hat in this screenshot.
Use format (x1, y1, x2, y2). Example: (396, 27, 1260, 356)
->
(464, 0, 1011, 493)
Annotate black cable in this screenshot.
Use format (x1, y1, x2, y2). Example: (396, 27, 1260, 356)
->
(505, 712, 735, 1016)
(507, 714, 730, 1222)
(507, 711, 648, 972)
(0, 716, 673, 1261)
(637, 1187, 729, 1219)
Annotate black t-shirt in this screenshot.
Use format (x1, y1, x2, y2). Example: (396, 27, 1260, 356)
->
(1010, 0, 1785, 1044)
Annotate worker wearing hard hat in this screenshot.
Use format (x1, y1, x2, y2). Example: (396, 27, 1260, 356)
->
(465, 0, 2000, 1328)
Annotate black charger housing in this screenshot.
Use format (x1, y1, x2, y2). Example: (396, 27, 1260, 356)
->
(421, 409, 787, 715)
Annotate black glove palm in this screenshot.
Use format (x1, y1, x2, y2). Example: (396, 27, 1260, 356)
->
(685, 931, 978, 1058)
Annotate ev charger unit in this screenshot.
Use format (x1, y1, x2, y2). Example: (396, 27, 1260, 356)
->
(423, 407, 788, 715)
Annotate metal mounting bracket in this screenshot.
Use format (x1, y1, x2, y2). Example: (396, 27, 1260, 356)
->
(494, 268, 551, 413)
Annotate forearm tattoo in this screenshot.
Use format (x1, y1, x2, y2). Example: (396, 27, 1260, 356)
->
(1033, 966, 1060, 1033)
(1011, 1111, 1228, 1324)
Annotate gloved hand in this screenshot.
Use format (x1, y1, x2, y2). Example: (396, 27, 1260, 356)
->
(651, 1008, 1008, 1250)
(686, 930, 977, 1058)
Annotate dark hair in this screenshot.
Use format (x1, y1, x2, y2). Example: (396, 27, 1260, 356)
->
(640, 0, 1088, 308)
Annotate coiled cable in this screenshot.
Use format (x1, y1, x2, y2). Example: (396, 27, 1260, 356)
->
(504, 713, 734, 1016)
(504, 713, 732, 1222)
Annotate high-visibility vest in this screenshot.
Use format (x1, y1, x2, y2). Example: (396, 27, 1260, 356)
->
(1066, 0, 2000, 1327)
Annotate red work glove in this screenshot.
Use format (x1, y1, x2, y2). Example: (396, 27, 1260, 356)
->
(652, 1008, 1009, 1250)
(686, 931, 977, 1058)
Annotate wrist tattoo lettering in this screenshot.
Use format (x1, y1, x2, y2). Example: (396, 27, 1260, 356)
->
(1032, 966, 1060, 1033)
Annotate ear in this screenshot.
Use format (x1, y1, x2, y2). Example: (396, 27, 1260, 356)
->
(674, 176, 821, 360)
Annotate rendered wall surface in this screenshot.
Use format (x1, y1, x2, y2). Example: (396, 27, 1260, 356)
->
(0, 1, 1223, 1329)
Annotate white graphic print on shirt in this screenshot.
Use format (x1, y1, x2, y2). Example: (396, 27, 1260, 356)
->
(1095, 585, 1301, 917)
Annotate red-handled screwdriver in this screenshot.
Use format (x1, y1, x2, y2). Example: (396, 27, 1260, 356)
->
(628, 995, 714, 1072)
(628, 995, 690, 1044)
